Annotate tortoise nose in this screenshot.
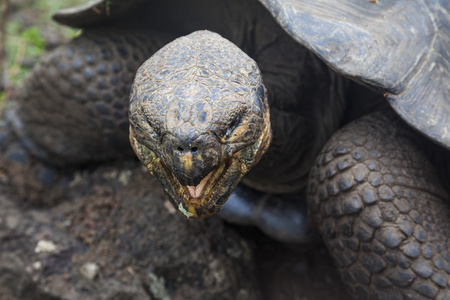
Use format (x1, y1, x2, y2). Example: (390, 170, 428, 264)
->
(175, 145, 199, 154)
(163, 134, 221, 186)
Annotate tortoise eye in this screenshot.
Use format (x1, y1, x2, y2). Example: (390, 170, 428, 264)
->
(131, 109, 163, 148)
(225, 115, 242, 138)
(144, 113, 164, 139)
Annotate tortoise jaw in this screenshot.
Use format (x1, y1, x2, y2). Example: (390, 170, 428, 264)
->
(175, 157, 239, 218)
(134, 155, 242, 219)
(130, 134, 242, 218)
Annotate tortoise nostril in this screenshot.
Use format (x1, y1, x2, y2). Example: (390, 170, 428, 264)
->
(176, 146, 198, 153)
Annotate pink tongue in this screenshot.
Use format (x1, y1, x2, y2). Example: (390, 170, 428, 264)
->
(186, 172, 212, 199)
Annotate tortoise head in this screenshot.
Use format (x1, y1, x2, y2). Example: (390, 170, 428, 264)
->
(129, 31, 271, 218)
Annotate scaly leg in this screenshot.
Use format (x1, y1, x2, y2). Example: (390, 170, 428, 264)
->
(308, 111, 450, 299)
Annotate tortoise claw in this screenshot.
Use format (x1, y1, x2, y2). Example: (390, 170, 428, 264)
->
(0, 116, 71, 205)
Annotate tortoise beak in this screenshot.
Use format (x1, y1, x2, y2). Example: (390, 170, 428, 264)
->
(160, 133, 222, 187)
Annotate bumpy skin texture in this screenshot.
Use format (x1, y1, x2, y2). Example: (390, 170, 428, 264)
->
(129, 31, 271, 218)
(308, 111, 450, 299)
(10, 29, 166, 166)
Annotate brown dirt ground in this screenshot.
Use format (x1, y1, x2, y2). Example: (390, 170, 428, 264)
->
(0, 159, 350, 299)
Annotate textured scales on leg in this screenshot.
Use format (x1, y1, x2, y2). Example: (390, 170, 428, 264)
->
(12, 29, 167, 166)
(308, 111, 450, 299)
(1, 29, 171, 204)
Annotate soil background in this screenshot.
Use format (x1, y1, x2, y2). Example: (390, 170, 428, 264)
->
(0, 161, 349, 299)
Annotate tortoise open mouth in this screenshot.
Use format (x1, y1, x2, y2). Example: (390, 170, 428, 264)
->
(158, 155, 242, 218)
(185, 164, 219, 200)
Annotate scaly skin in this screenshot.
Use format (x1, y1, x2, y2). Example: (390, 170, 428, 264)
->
(0, 28, 172, 204)
(308, 111, 450, 299)
(11, 29, 169, 166)
(129, 31, 272, 218)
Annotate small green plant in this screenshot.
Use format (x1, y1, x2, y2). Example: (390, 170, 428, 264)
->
(3, 25, 46, 92)
(21, 26, 46, 57)
(1, 0, 83, 103)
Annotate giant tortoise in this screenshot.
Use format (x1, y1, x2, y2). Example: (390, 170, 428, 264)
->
(2, 0, 450, 299)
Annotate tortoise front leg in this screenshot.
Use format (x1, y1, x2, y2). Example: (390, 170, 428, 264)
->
(307, 111, 450, 299)
(12, 29, 172, 166)
(1, 29, 173, 204)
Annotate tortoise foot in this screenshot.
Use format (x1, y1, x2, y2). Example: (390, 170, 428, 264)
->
(0, 116, 71, 206)
(220, 184, 320, 244)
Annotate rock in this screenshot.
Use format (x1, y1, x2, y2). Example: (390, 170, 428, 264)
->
(34, 240, 59, 254)
(79, 263, 99, 280)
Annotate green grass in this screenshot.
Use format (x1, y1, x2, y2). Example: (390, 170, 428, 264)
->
(2, 0, 84, 101)
(6, 25, 46, 86)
